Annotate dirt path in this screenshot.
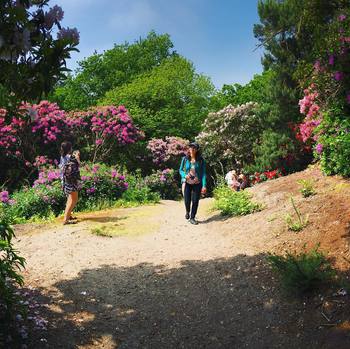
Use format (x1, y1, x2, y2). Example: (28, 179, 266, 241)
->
(14, 169, 350, 348)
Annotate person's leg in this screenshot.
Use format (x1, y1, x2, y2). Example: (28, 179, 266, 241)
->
(70, 191, 78, 214)
(64, 193, 73, 223)
(190, 184, 202, 219)
(184, 183, 192, 218)
(64, 192, 78, 223)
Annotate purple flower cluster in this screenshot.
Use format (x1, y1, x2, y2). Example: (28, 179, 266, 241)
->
(33, 169, 60, 187)
(147, 136, 188, 166)
(0, 190, 9, 203)
(44, 5, 64, 29)
(57, 27, 80, 44)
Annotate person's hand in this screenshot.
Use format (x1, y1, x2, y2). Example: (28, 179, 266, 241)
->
(73, 150, 80, 159)
(201, 187, 207, 195)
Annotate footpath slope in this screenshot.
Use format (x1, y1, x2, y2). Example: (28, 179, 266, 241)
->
(15, 165, 350, 348)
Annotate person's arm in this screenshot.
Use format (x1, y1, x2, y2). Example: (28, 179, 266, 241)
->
(179, 157, 187, 183)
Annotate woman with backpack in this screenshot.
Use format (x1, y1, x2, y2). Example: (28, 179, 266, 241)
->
(59, 141, 81, 225)
(179, 142, 207, 225)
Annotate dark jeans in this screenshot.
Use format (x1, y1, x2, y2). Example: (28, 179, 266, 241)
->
(184, 183, 202, 219)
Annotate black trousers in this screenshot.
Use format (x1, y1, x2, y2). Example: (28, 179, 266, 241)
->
(184, 183, 202, 219)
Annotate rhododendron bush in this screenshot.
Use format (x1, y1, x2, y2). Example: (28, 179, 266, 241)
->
(297, 9, 350, 176)
(1, 163, 129, 223)
(0, 101, 142, 187)
(147, 136, 188, 168)
(196, 102, 260, 174)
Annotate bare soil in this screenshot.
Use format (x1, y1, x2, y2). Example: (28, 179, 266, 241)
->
(14, 165, 350, 348)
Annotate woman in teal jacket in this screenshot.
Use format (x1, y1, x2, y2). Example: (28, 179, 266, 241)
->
(179, 142, 207, 225)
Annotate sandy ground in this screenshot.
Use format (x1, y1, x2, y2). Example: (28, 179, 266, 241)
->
(13, 166, 350, 348)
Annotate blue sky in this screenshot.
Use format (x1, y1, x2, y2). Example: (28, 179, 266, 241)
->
(53, 0, 264, 88)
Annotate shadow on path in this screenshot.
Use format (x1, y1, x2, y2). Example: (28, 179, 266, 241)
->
(24, 254, 350, 349)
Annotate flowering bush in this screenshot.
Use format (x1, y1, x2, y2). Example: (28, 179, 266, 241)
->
(297, 9, 350, 176)
(0, 0, 79, 104)
(0, 102, 141, 188)
(144, 168, 180, 199)
(196, 102, 260, 174)
(1, 163, 165, 223)
(147, 136, 188, 168)
(69, 105, 143, 163)
(248, 168, 283, 185)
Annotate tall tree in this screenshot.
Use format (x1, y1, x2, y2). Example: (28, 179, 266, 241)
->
(51, 31, 176, 110)
(100, 56, 215, 140)
(252, 0, 347, 170)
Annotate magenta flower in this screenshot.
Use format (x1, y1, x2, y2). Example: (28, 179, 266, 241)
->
(315, 143, 323, 154)
(328, 55, 335, 65)
(338, 14, 346, 21)
(0, 190, 9, 203)
(334, 71, 344, 81)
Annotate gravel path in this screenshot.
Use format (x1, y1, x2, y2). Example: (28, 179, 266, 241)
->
(14, 173, 350, 348)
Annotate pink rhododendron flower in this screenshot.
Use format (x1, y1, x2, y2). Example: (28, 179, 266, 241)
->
(315, 143, 323, 154)
(334, 71, 344, 81)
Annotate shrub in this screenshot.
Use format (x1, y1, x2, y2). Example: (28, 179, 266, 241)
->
(267, 246, 335, 294)
(0, 209, 26, 324)
(3, 164, 163, 223)
(196, 102, 260, 174)
(147, 137, 189, 168)
(0, 102, 142, 189)
(285, 197, 309, 232)
(144, 169, 180, 200)
(214, 185, 262, 216)
(121, 171, 160, 204)
(298, 179, 316, 198)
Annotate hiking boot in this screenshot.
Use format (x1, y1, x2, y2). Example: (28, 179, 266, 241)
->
(189, 218, 198, 225)
(185, 212, 190, 220)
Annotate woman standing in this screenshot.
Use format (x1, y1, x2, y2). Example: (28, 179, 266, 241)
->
(179, 142, 207, 225)
(59, 141, 81, 225)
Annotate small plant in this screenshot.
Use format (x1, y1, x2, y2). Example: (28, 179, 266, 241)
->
(91, 226, 113, 237)
(298, 179, 316, 198)
(267, 246, 335, 294)
(285, 197, 308, 232)
(214, 186, 262, 216)
(0, 208, 26, 342)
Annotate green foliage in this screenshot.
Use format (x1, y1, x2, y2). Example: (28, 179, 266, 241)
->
(214, 185, 262, 216)
(100, 56, 214, 140)
(7, 185, 65, 223)
(285, 197, 308, 232)
(318, 108, 350, 177)
(0, 0, 79, 105)
(250, 0, 347, 172)
(210, 71, 273, 110)
(267, 246, 335, 294)
(3, 165, 164, 223)
(51, 31, 176, 110)
(0, 209, 26, 318)
(121, 172, 160, 204)
(298, 179, 316, 198)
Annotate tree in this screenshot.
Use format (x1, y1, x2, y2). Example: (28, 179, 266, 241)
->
(51, 31, 176, 110)
(0, 0, 79, 106)
(100, 56, 215, 140)
(210, 70, 273, 110)
(251, 0, 347, 170)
